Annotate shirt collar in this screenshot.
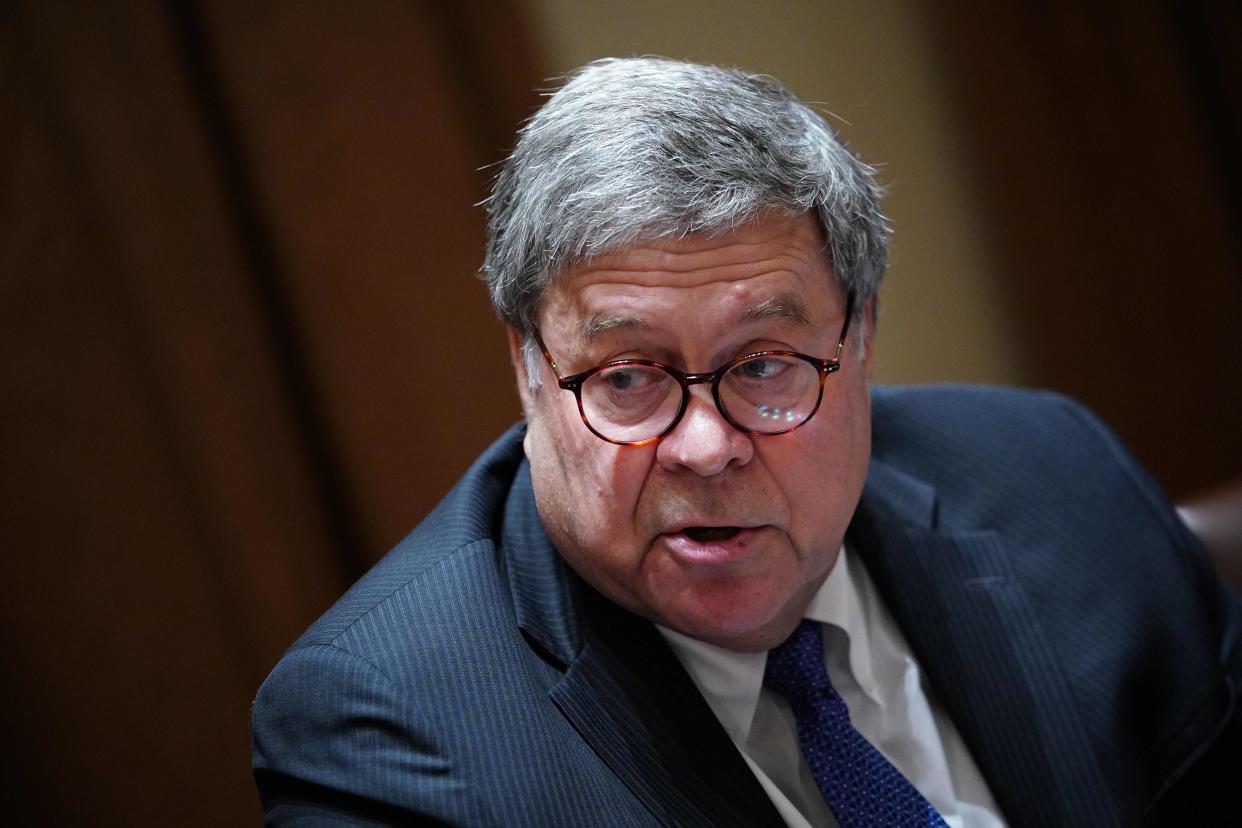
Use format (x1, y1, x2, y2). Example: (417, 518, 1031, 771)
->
(806, 544, 881, 708)
(657, 544, 877, 745)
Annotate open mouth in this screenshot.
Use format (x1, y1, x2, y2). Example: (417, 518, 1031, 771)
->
(682, 526, 743, 542)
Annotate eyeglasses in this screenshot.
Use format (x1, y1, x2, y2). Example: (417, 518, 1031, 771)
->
(534, 293, 854, 446)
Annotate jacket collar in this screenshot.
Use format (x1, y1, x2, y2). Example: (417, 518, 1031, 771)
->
(849, 459, 1119, 827)
(500, 459, 583, 665)
(851, 458, 1235, 827)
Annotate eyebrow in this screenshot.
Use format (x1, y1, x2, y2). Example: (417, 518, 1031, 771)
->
(742, 293, 815, 326)
(579, 312, 647, 341)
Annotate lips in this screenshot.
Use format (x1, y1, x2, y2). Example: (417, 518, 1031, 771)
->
(682, 526, 743, 542)
(661, 525, 764, 565)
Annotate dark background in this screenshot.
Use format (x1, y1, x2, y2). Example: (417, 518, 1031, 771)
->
(2, 1, 1239, 824)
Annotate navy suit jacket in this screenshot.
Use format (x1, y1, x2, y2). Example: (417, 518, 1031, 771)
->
(252, 386, 1241, 826)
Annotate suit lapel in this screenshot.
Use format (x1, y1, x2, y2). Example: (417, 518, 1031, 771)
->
(850, 460, 1118, 828)
(552, 591, 787, 827)
(501, 460, 784, 827)
(501, 461, 583, 666)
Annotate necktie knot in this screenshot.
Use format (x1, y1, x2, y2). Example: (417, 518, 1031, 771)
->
(763, 618, 949, 828)
(764, 618, 830, 701)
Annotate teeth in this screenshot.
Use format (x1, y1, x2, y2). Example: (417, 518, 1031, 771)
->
(684, 526, 742, 542)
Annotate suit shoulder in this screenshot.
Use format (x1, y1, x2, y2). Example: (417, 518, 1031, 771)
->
(251, 640, 497, 824)
(871, 383, 1089, 448)
(868, 384, 1175, 531)
(871, 384, 1124, 474)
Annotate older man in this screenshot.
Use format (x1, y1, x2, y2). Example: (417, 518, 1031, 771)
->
(252, 58, 1240, 827)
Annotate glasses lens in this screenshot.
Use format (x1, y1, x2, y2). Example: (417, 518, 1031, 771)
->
(719, 354, 821, 433)
(580, 363, 682, 443)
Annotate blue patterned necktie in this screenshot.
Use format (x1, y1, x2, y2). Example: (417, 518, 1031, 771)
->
(764, 618, 950, 828)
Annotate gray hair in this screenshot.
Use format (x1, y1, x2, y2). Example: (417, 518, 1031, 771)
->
(480, 57, 889, 385)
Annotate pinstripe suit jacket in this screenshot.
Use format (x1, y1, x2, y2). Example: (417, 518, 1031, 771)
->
(252, 386, 1241, 826)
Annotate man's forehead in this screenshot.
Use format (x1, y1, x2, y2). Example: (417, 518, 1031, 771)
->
(537, 212, 836, 342)
(574, 290, 817, 343)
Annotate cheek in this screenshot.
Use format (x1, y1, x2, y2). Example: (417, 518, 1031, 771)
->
(526, 397, 651, 544)
(777, 386, 871, 551)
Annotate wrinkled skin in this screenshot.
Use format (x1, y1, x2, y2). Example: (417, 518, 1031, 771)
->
(510, 212, 874, 652)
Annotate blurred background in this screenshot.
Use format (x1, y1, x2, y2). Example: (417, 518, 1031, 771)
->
(2, 0, 1239, 824)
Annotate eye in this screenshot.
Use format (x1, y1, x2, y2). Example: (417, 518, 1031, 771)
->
(737, 356, 790, 381)
(740, 358, 778, 379)
(583, 363, 676, 426)
(589, 363, 668, 399)
(605, 369, 637, 390)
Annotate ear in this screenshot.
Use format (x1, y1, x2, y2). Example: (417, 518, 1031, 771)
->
(506, 326, 535, 412)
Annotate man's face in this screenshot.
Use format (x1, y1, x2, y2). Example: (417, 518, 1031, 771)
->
(511, 212, 873, 652)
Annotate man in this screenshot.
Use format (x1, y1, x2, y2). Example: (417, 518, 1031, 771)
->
(252, 58, 1240, 826)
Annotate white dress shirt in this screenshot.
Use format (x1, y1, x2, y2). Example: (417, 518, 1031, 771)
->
(658, 546, 1006, 828)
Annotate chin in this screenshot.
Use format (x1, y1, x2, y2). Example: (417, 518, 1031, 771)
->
(660, 583, 797, 652)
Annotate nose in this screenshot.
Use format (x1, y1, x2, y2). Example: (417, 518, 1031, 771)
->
(655, 386, 754, 476)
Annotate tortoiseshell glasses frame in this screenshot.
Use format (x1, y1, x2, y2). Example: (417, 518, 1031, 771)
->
(533, 292, 855, 446)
